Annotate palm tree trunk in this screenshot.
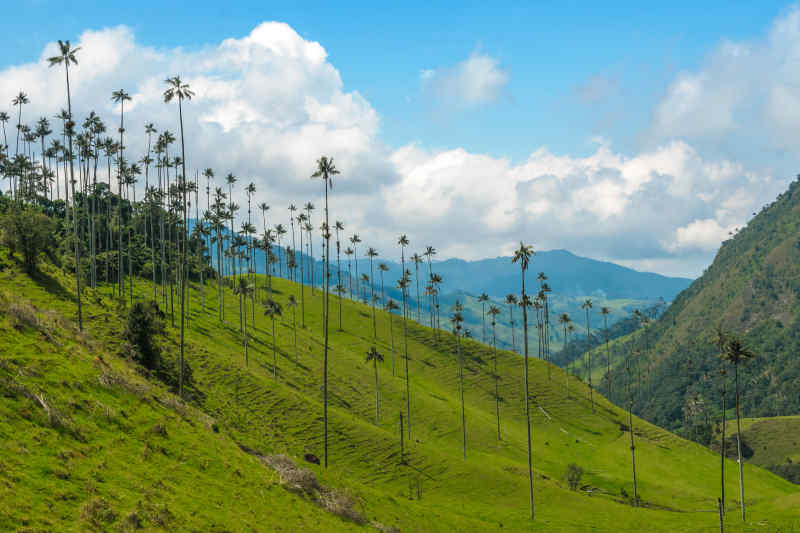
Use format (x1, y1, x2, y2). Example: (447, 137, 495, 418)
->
(457, 333, 466, 459)
(177, 96, 188, 399)
(323, 181, 330, 469)
(292, 305, 298, 367)
(389, 308, 396, 377)
(65, 61, 82, 330)
(735, 364, 745, 521)
(509, 304, 516, 353)
(721, 368, 727, 513)
(299, 228, 305, 328)
(586, 310, 594, 413)
(374, 359, 379, 425)
(493, 322, 500, 440)
(272, 316, 278, 379)
(521, 270, 534, 520)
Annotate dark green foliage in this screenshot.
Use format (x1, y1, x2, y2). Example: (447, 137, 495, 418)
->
(767, 463, 800, 484)
(0, 206, 56, 272)
(566, 463, 584, 490)
(125, 300, 165, 370)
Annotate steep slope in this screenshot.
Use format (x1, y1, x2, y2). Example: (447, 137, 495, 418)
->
(0, 249, 798, 531)
(607, 177, 800, 432)
(724, 416, 800, 484)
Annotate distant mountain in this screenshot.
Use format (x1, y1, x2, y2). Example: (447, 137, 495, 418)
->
(429, 251, 691, 300)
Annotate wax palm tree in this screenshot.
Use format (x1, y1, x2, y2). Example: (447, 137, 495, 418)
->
(0, 111, 9, 159)
(511, 242, 535, 520)
(385, 299, 400, 377)
(398, 270, 412, 440)
(378, 263, 389, 307)
(365, 347, 385, 425)
(601, 306, 612, 396)
(264, 298, 283, 379)
(423, 246, 437, 328)
(367, 247, 379, 338)
(559, 313, 572, 395)
(288, 204, 297, 280)
(505, 294, 518, 352)
(715, 327, 728, 514)
(274, 223, 287, 278)
(164, 75, 194, 398)
(489, 304, 502, 440)
(234, 277, 253, 366)
(626, 345, 639, 506)
(723, 335, 755, 521)
(450, 301, 467, 458)
(334, 220, 344, 329)
(411, 253, 423, 321)
(11, 91, 29, 159)
(582, 298, 594, 412)
(111, 89, 131, 299)
(344, 247, 354, 299)
(311, 156, 339, 468)
(360, 273, 370, 303)
(287, 295, 298, 367)
(350, 234, 361, 300)
(47, 42, 82, 329)
(478, 292, 489, 343)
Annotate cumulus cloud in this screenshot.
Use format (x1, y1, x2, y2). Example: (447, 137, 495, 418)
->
(0, 22, 788, 279)
(421, 52, 509, 109)
(651, 6, 800, 153)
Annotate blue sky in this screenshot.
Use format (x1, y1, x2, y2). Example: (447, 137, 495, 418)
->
(3, 1, 792, 159)
(2, 1, 799, 277)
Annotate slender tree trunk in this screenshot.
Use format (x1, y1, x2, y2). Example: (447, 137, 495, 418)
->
(627, 355, 638, 506)
(323, 182, 331, 468)
(493, 322, 500, 440)
(374, 359, 379, 425)
(65, 62, 83, 330)
(177, 96, 188, 399)
(457, 332, 466, 459)
(735, 364, 745, 521)
(509, 304, 516, 353)
(586, 309, 594, 413)
(389, 308, 396, 377)
(272, 316, 278, 379)
(721, 368, 727, 514)
(521, 271, 534, 520)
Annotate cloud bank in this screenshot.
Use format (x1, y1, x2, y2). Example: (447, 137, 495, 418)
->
(1, 16, 794, 278)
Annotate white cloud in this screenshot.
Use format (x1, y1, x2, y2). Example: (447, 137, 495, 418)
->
(421, 52, 509, 109)
(651, 6, 800, 152)
(0, 22, 788, 279)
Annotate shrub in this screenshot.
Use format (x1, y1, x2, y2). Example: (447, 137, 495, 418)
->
(566, 463, 584, 490)
(0, 206, 56, 272)
(124, 301, 165, 370)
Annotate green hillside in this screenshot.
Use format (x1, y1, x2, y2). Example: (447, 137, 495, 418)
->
(1, 248, 799, 532)
(601, 177, 800, 434)
(723, 416, 800, 484)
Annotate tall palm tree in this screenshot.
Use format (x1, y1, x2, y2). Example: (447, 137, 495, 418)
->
(626, 345, 639, 506)
(264, 298, 283, 379)
(234, 277, 252, 366)
(411, 253, 423, 321)
(601, 307, 612, 397)
(505, 294, 518, 353)
(287, 295, 298, 367)
(111, 89, 131, 299)
(450, 301, 467, 458)
(304, 201, 315, 293)
(367, 247, 379, 339)
(164, 76, 194, 398)
(385, 299, 399, 377)
(360, 273, 370, 303)
(288, 204, 297, 280)
(582, 298, 594, 412)
(398, 267, 412, 440)
(297, 212, 307, 326)
(559, 313, 572, 396)
(478, 293, 489, 343)
(715, 327, 728, 514)
(512, 242, 535, 520)
(723, 335, 755, 521)
(344, 247, 354, 299)
(334, 221, 344, 330)
(365, 347, 384, 425)
(489, 305, 502, 440)
(424, 246, 437, 329)
(350, 234, 361, 301)
(258, 201, 270, 292)
(11, 91, 29, 159)
(311, 156, 339, 469)
(47, 42, 82, 330)
(378, 263, 389, 307)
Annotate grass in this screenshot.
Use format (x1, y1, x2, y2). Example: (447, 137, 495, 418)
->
(1, 250, 799, 531)
(724, 416, 800, 467)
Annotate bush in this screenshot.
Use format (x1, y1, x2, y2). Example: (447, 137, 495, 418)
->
(125, 301, 165, 370)
(0, 206, 56, 272)
(566, 463, 584, 490)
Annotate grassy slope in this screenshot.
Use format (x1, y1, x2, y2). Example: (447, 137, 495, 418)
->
(724, 416, 800, 467)
(1, 251, 798, 532)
